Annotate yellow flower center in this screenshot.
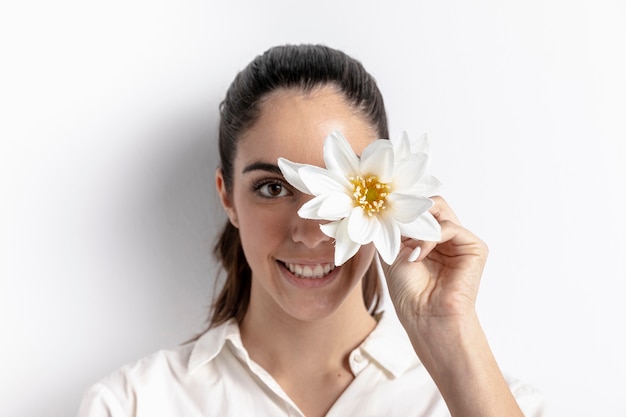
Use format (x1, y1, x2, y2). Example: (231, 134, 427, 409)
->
(350, 175, 391, 216)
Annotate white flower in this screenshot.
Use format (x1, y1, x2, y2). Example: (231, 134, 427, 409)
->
(277, 130, 442, 266)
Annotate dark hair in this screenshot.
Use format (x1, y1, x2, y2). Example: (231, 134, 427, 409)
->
(211, 44, 388, 328)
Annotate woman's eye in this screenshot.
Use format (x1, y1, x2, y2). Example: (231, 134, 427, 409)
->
(257, 182, 290, 198)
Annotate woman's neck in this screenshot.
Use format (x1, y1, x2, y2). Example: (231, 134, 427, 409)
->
(239, 285, 377, 375)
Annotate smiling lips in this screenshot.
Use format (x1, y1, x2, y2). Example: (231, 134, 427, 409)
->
(284, 262, 336, 279)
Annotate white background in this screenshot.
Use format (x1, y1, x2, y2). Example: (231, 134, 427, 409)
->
(1, 1, 625, 416)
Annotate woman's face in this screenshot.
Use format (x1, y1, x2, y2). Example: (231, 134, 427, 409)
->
(217, 86, 378, 322)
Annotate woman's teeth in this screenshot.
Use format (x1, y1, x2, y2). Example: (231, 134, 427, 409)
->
(285, 262, 335, 279)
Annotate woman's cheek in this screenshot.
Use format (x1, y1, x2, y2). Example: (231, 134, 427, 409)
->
(240, 204, 292, 246)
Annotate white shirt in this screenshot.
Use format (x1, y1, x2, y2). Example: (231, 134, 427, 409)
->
(78, 312, 545, 417)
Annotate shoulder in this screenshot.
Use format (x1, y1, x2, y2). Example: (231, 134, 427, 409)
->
(78, 320, 240, 417)
(78, 343, 195, 416)
(104, 342, 195, 389)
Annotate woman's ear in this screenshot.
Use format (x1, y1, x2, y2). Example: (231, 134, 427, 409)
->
(215, 168, 239, 228)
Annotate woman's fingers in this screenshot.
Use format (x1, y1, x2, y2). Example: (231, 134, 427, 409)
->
(402, 196, 462, 263)
(398, 196, 483, 264)
(408, 246, 421, 262)
(430, 196, 461, 225)
(406, 220, 463, 263)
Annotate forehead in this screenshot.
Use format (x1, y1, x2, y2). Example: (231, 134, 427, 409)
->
(236, 87, 377, 169)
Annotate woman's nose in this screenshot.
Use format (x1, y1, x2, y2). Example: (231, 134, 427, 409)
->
(290, 196, 331, 248)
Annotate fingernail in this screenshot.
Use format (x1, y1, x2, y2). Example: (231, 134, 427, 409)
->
(408, 246, 421, 262)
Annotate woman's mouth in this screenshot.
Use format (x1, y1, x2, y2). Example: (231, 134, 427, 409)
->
(283, 262, 336, 279)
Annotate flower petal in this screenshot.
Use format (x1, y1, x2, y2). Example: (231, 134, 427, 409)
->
(277, 158, 312, 194)
(324, 130, 360, 177)
(297, 196, 327, 219)
(409, 132, 430, 154)
(347, 206, 381, 244)
(373, 215, 401, 264)
(391, 131, 411, 160)
(392, 153, 429, 192)
(360, 140, 394, 182)
(319, 220, 340, 238)
(405, 174, 444, 197)
(398, 212, 442, 242)
(299, 192, 353, 220)
(324, 219, 361, 266)
(298, 165, 350, 195)
(317, 192, 354, 219)
(387, 193, 434, 223)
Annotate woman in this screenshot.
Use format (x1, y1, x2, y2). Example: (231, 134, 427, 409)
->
(79, 44, 544, 417)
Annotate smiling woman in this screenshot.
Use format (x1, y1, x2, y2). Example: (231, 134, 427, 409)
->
(217, 86, 379, 327)
(77, 44, 545, 417)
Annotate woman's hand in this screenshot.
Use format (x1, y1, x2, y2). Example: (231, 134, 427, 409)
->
(383, 196, 488, 325)
(382, 196, 524, 417)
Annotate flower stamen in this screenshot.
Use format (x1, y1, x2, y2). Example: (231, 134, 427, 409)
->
(350, 175, 391, 216)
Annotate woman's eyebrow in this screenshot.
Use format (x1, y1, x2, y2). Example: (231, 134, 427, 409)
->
(242, 161, 283, 175)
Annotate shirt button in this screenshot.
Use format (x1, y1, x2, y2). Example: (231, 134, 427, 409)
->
(350, 350, 367, 376)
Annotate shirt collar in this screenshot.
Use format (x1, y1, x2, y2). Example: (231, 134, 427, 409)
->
(187, 318, 242, 373)
(187, 311, 420, 378)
